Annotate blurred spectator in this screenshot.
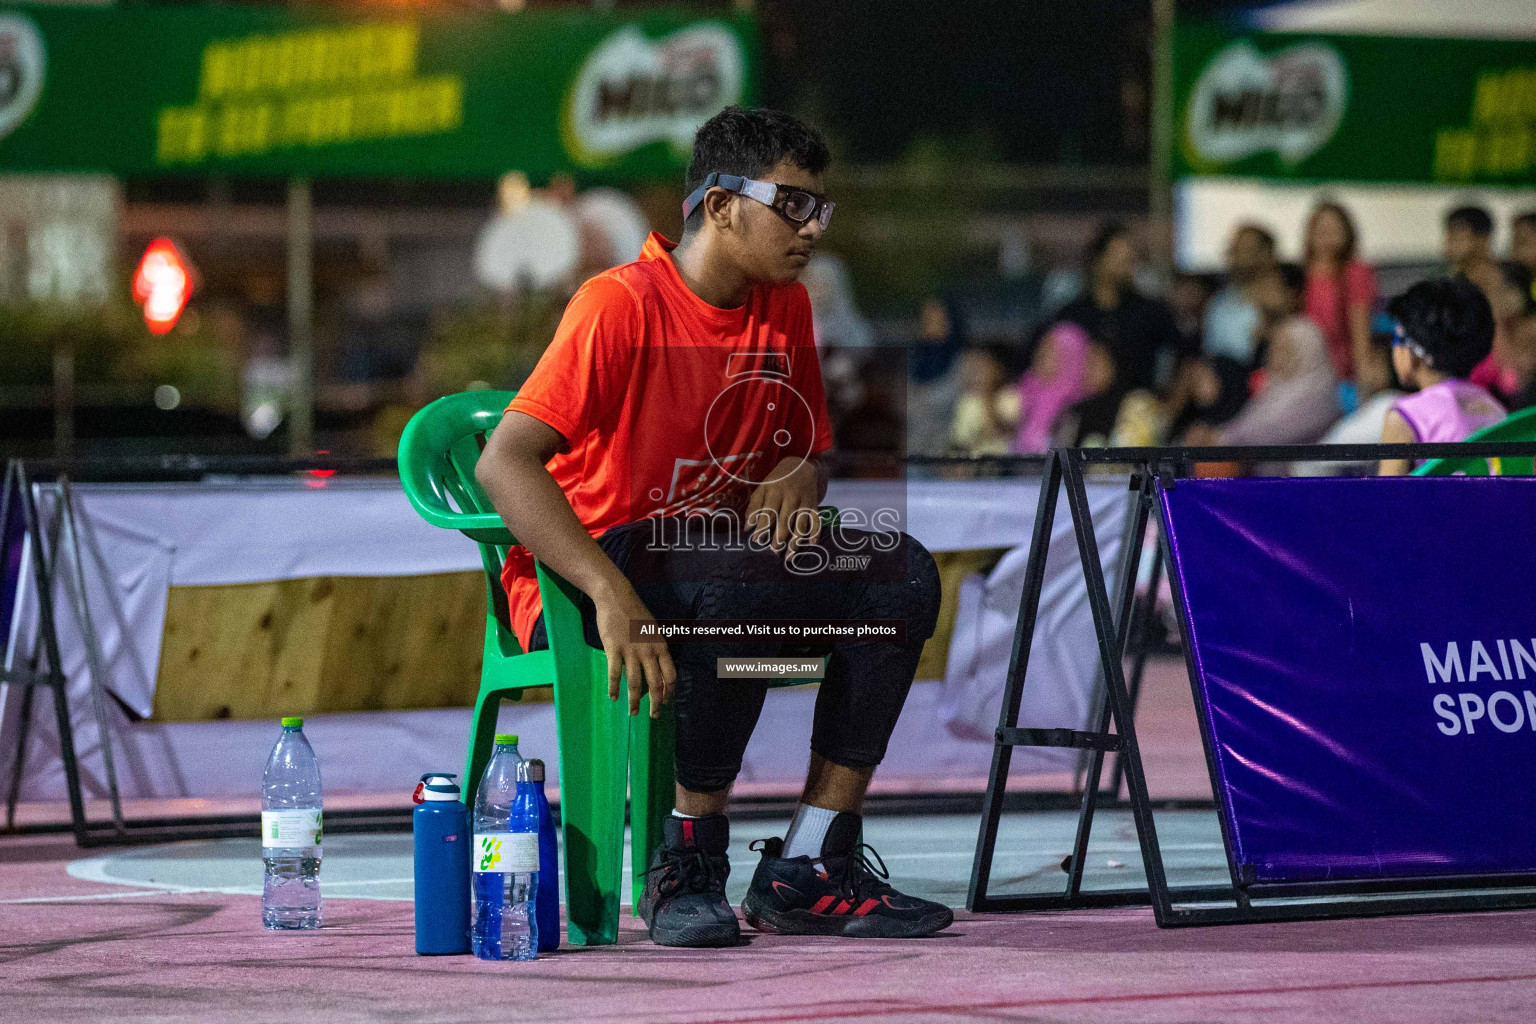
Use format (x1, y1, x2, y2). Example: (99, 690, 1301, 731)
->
(1444, 205, 1502, 302)
(1511, 210, 1536, 281)
(1166, 354, 1250, 442)
(1303, 201, 1377, 385)
(1168, 271, 1216, 354)
(1379, 277, 1503, 476)
(804, 253, 874, 351)
(805, 253, 876, 436)
(1056, 222, 1184, 396)
(1474, 261, 1536, 403)
(1506, 306, 1536, 412)
(1204, 223, 1276, 366)
(949, 346, 1021, 456)
(1208, 264, 1339, 446)
(911, 294, 966, 384)
(835, 358, 906, 469)
(1292, 312, 1405, 476)
(907, 294, 969, 457)
(1008, 322, 1103, 453)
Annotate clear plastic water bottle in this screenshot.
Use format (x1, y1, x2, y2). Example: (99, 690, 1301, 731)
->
(261, 716, 323, 930)
(472, 734, 539, 961)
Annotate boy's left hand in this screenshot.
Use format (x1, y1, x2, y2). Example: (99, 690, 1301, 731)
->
(745, 456, 822, 557)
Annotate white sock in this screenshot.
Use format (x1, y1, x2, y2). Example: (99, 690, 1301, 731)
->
(782, 803, 839, 860)
(671, 809, 703, 819)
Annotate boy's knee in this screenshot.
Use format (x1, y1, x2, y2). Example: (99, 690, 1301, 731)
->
(902, 533, 942, 639)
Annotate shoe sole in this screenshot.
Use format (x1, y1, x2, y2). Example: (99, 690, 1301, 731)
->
(641, 898, 743, 948)
(647, 920, 744, 948)
(741, 894, 953, 938)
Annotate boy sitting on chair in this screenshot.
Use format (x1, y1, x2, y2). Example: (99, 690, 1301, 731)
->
(1379, 277, 1505, 475)
(474, 107, 950, 947)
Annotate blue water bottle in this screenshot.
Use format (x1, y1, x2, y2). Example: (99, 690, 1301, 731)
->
(413, 773, 471, 955)
(472, 735, 539, 960)
(527, 759, 560, 952)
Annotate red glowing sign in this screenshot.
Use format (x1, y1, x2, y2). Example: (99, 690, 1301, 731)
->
(132, 238, 193, 335)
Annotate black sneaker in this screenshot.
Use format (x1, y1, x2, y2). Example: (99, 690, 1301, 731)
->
(740, 812, 953, 938)
(638, 814, 741, 948)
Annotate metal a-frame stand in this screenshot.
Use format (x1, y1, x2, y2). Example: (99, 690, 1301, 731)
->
(1, 455, 462, 845)
(1, 460, 122, 845)
(971, 443, 1536, 927)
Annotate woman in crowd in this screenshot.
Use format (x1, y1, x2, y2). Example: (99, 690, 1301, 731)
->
(1303, 201, 1378, 385)
(1009, 322, 1108, 453)
(1470, 261, 1535, 403)
(1380, 277, 1505, 476)
(1209, 264, 1339, 446)
(907, 294, 970, 457)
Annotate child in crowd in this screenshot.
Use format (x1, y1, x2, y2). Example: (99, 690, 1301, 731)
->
(949, 345, 1020, 456)
(1379, 277, 1505, 475)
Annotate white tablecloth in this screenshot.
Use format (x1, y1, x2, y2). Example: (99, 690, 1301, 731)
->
(1, 475, 1127, 801)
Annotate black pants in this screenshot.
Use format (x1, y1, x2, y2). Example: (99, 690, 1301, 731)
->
(528, 519, 942, 793)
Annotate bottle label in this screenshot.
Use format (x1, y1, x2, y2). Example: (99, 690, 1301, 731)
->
(474, 832, 539, 873)
(262, 809, 323, 853)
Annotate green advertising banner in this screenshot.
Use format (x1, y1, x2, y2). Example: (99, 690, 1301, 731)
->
(1173, 20, 1536, 185)
(0, 5, 754, 179)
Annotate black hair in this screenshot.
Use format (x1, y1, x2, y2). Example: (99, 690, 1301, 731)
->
(1233, 222, 1277, 256)
(1304, 200, 1358, 264)
(684, 107, 830, 231)
(1276, 261, 1306, 295)
(1446, 205, 1494, 238)
(1387, 277, 1495, 378)
(1084, 221, 1132, 272)
(1515, 210, 1536, 232)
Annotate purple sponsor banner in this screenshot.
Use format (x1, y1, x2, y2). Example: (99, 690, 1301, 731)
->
(1160, 476, 1536, 884)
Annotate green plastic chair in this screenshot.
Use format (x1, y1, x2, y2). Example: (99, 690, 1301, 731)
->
(398, 389, 639, 945)
(398, 390, 827, 943)
(1413, 405, 1536, 476)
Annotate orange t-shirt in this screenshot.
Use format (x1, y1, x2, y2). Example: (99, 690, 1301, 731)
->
(500, 232, 835, 648)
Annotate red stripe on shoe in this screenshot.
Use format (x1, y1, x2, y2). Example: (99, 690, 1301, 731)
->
(682, 820, 694, 847)
(853, 899, 879, 916)
(810, 895, 837, 914)
(832, 900, 852, 915)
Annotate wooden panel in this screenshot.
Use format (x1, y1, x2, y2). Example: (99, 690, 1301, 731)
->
(153, 572, 489, 722)
(915, 548, 1009, 683)
(152, 547, 1001, 722)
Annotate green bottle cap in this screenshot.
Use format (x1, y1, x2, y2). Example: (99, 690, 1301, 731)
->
(281, 716, 303, 728)
(494, 733, 519, 746)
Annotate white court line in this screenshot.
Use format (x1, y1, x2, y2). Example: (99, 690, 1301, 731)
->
(617, 843, 1227, 875)
(54, 842, 1229, 905)
(0, 890, 173, 904)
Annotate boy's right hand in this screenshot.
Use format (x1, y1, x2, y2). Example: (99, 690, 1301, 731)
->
(594, 582, 677, 718)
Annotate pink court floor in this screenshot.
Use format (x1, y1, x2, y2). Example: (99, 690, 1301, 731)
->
(4, 660, 1535, 1023)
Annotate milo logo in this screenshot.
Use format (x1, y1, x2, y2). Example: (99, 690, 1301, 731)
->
(0, 14, 45, 143)
(1185, 39, 1347, 168)
(563, 23, 744, 168)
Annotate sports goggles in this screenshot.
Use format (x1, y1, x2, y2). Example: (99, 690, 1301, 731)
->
(1391, 323, 1434, 366)
(682, 172, 835, 230)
